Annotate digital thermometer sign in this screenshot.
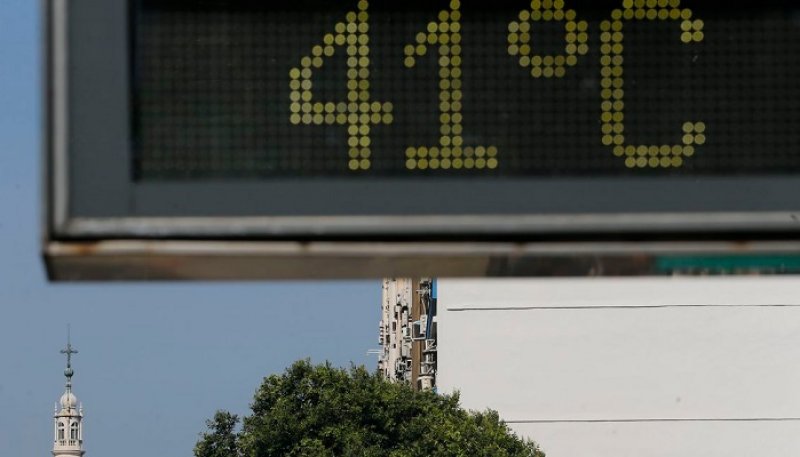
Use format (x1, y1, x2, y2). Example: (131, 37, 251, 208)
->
(133, 0, 799, 178)
(44, 0, 800, 280)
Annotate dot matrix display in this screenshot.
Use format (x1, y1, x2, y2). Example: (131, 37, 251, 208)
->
(133, 0, 800, 179)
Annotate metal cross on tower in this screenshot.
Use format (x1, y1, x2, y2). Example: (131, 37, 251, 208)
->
(60, 325, 78, 369)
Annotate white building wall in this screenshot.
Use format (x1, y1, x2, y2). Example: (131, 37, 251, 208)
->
(436, 278, 800, 457)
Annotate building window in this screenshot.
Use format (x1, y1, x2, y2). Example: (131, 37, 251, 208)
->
(70, 422, 79, 440)
(57, 422, 65, 440)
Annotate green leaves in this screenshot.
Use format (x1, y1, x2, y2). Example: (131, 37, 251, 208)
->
(194, 411, 241, 457)
(195, 360, 544, 457)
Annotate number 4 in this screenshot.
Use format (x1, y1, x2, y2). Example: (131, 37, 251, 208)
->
(289, 0, 393, 171)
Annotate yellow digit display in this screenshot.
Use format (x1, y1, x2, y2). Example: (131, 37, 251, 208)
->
(402, 0, 499, 171)
(135, 0, 800, 181)
(289, 0, 393, 171)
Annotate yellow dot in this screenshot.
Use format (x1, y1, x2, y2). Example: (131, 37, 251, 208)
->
(625, 157, 636, 168)
(671, 156, 683, 167)
(430, 159, 441, 169)
(349, 160, 360, 171)
(693, 19, 704, 31)
(406, 159, 416, 170)
(349, 148, 360, 159)
(683, 145, 695, 157)
(441, 159, 452, 169)
(695, 134, 706, 145)
(360, 159, 370, 170)
(487, 158, 498, 169)
(464, 158, 475, 169)
(418, 159, 429, 169)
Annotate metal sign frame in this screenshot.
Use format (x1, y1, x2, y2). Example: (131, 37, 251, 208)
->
(43, 0, 800, 280)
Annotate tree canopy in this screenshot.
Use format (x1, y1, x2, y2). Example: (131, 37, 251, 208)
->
(195, 360, 544, 457)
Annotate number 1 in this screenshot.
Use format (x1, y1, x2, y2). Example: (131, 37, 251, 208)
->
(403, 0, 498, 171)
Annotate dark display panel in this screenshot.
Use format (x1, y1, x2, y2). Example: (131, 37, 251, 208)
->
(132, 0, 800, 179)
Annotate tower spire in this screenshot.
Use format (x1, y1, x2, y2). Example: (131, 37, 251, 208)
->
(54, 326, 85, 457)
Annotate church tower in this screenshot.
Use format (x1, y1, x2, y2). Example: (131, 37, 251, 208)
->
(53, 333, 85, 457)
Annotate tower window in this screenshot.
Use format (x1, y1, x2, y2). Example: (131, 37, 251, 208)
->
(70, 422, 79, 440)
(57, 422, 65, 440)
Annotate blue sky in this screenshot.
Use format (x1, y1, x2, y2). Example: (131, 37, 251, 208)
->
(0, 1, 380, 455)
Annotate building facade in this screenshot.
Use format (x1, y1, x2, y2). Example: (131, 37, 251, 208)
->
(378, 278, 438, 391)
(435, 277, 800, 457)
